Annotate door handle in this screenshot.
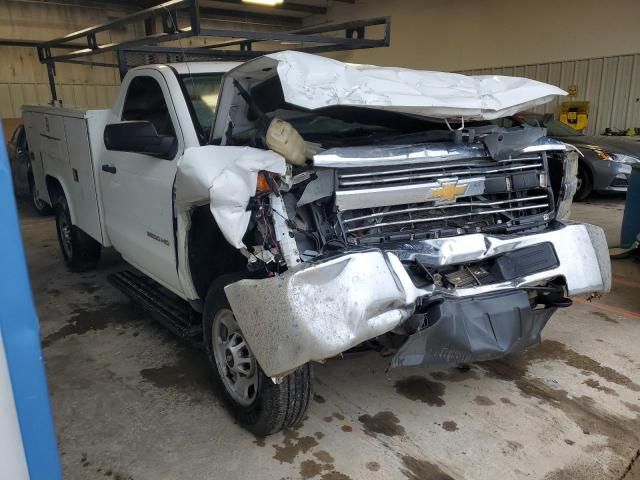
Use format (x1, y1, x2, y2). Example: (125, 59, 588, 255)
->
(101, 164, 117, 174)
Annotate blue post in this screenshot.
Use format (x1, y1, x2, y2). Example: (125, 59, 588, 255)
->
(0, 125, 62, 479)
(621, 163, 640, 248)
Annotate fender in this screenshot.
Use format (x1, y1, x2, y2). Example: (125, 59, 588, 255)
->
(173, 145, 285, 302)
(45, 174, 77, 225)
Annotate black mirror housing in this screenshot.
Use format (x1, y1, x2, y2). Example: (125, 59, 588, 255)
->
(104, 121, 177, 159)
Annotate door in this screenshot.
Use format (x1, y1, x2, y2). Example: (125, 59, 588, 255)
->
(99, 71, 183, 294)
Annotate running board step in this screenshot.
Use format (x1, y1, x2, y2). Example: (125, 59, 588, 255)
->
(108, 270, 201, 338)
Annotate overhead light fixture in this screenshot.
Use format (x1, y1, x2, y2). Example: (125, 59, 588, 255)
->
(242, 0, 284, 6)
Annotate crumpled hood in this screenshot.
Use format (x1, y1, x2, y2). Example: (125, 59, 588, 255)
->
(259, 51, 567, 120)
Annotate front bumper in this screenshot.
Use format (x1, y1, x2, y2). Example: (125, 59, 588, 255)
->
(592, 160, 633, 192)
(225, 222, 611, 377)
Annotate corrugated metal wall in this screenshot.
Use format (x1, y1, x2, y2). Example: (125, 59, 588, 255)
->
(461, 54, 640, 136)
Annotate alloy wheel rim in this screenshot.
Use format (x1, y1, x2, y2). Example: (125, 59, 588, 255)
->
(58, 215, 73, 258)
(211, 308, 258, 406)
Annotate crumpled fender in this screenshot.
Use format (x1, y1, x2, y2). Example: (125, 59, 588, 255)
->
(174, 145, 285, 299)
(175, 145, 285, 248)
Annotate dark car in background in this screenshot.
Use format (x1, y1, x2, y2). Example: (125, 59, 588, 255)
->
(7, 124, 29, 196)
(500, 113, 640, 200)
(6, 124, 51, 215)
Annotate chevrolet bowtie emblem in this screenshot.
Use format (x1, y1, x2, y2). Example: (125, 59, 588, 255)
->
(431, 182, 466, 201)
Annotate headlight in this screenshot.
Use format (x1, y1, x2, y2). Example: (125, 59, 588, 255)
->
(585, 146, 639, 164)
(593, 148, 613, 161)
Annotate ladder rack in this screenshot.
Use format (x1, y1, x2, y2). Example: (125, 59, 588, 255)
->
(34, 0, 390, 101)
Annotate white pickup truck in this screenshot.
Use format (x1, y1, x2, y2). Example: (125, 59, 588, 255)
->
(24, 51, 611, 435)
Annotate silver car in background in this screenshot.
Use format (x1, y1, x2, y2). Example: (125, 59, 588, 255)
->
(500, 113, 640, 201)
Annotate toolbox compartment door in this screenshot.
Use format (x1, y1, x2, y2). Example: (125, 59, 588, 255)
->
(62, 116, 103, 243)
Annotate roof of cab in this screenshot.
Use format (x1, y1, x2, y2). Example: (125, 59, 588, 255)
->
(128, 62, 242, 75)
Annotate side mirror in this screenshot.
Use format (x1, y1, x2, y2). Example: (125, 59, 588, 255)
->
(104, 121, 177, 159)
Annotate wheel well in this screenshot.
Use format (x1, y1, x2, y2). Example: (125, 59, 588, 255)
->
(578, 159, 593, 183)
(45, 175, 64, 206)
(188, 206, 246, 300)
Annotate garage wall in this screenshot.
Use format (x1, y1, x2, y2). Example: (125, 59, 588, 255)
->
(310, 0, 640, 135)
(317, 0, 640, 72)
(0, 0, 290, 139)
(461, 54, 640, 136)
(0, 0, 135, 137)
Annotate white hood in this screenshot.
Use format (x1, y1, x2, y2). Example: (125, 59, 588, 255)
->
(264, 51, 566, 120)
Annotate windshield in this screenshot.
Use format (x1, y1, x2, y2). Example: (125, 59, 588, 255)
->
(180, 73, 224, 144)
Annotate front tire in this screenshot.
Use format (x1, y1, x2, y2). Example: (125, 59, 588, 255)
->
(54, 196, 101, 272)
(203, 278, 312, 436)
(574, 163, 593, 201)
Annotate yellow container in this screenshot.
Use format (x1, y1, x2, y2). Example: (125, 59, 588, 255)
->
(560, 101, 589, 132)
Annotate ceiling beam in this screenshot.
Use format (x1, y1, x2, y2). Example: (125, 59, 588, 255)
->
(0, 38, 84, 49)
(200, 6, 303, 26)
(214, 0, 326, 15)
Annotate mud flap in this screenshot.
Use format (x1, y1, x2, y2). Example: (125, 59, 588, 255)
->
(391, 291, 555, 368)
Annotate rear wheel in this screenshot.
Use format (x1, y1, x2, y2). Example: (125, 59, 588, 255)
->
(28, 174, 52, 216)
(54, 196, 101, 272)
(203, 278, 312, 436)
(574, 163, 593, 201)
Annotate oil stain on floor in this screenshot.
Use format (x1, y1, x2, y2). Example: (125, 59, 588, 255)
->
(484, 339, 640, 392)
(473, 395, 495, 406)
(138, 346, 214, 404)
(482, 340, 640, 474)
(358, 411, 405, 437)
(272, 428, 319, 464)
(401, 455, 454, 480)
(394, 376, 446, 406)
(441, 420, 458, 432)
(41, 302, 143, 348)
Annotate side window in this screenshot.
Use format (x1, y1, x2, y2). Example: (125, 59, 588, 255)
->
(122, 76, 175, 136)
(181, 73, 224, 142)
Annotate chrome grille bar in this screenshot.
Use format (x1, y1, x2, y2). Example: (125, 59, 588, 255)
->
(338, 158, 542, 180)
(346, 203, 549, 233)
(343, 195, 550, 224)
(338, 163, 543, 187)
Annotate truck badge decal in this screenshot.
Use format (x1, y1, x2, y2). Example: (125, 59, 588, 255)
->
(431, 182, 466, 202)
(147, 231, 170, 246)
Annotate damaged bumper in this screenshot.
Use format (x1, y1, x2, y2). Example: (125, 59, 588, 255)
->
(225, 222, 610, 377)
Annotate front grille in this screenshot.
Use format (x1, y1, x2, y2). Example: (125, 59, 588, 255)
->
(337, 155, 543, 189)
(336, 152, 554, 244)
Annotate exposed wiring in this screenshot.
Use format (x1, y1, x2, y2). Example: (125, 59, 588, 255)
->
(270, 203, 321, 251)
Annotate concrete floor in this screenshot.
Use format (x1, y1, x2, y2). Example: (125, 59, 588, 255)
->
(20, 195, 640, 480)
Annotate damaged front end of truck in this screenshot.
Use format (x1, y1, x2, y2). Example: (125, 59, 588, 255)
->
(179, 52, 611, 379)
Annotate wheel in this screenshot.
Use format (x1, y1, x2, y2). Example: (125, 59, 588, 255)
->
(203, 277, 313, 436)
(28, 174, 53, 216)
(574, 163, 593, 201)
(54, 196, 101, 272)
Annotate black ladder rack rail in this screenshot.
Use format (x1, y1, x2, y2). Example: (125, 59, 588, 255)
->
(35, 0, 390, 101)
